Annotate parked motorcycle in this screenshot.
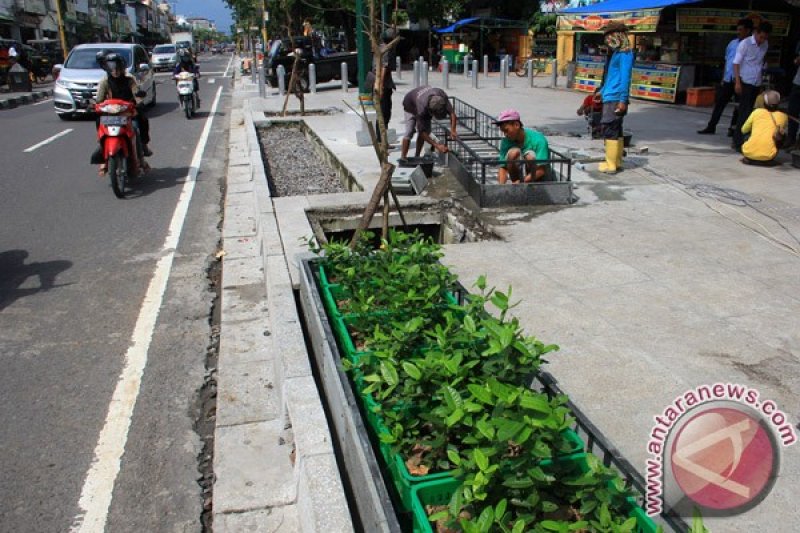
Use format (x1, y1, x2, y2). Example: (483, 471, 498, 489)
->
(94, 98, 140, 198)
(174, 71, 198, 119)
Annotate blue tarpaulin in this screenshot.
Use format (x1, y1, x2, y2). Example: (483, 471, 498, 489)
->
(435, 17, 527, 34)
(561, 0, 700, 13)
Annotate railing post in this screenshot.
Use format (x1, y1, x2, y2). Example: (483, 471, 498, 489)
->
(464, 55, 469, 78)
(483, 54, 488, 78)
(309, 63, 317, 94)
(551, 58, 558, 87)
(528, 59, 534, 87)
(277, 64, 285, 96)
(341, 62, 348, 92)
(396, 56, 402, 79)
(442, 59, 449, 89)
(472, 60, 479, 89)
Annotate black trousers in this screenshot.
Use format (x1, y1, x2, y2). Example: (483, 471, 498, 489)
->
(375, 90, 392, 142)
(733, 83, 759, 151)
(788, 84, 800, 144)
(706, 81, 738, 131)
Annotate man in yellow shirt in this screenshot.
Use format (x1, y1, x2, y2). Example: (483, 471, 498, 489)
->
(741, 90, 788, 165)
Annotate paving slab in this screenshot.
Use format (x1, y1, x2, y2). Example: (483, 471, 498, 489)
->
(214, 504, 300, 533)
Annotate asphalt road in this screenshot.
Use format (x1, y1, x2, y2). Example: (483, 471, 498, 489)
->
(0, 53, 234, 532)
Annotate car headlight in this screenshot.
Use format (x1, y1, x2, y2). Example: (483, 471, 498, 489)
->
(56, 78, 69, 88)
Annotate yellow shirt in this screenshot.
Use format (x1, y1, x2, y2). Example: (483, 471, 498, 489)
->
(741, 108, 788, 161)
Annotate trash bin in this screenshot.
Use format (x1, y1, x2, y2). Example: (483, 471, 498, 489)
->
(8, 63, 32, 92)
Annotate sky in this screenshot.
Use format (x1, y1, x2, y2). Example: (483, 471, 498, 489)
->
(173, 0, 234, 35)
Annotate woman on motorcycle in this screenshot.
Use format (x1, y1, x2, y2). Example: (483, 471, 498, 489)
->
(95, 53, 151, 174)
(174, 48, 200, 104)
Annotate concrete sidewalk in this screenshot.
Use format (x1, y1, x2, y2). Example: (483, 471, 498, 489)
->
(0, 81, 53, 109)
(218, 70, 800, 532)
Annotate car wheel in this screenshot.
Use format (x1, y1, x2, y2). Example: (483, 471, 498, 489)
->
(58, 113, 72, 121)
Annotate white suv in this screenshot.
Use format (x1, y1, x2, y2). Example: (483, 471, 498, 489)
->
(151, 43, 178, 72)
(53, 43, 156, 120)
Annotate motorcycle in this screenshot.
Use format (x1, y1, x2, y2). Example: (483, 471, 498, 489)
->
(94, 98, 140, 198)
(174, 71, 198, 119)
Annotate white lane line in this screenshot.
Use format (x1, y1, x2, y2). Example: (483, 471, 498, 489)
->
(223, 54, 234, 78)
(208, 79, 216, 84)
(32, 97, 53, 106)
(23, 129, 73, 152)
(69, 84, 224, 533)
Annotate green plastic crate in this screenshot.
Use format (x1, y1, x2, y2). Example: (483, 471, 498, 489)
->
(410, 453, 658, 533)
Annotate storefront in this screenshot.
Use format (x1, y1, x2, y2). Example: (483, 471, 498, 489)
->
(434, 17, 527, 72)
(557, 0, 799, 103)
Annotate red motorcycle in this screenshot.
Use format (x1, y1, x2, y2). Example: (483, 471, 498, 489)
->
(94, 98, 141, 198)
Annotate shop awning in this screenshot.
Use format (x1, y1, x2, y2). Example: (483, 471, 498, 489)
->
(435, 17, 527, 34)
(560, 0, 700, 13)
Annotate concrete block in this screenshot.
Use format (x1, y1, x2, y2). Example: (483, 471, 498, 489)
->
(285, 376, 334, 458)
(213, 419, 296, 512)
(228, 165, 253, 183)
(214, 505, 300, 533)
(221, 283, 268, 324)
(222, 256, 265, 287)
(222, 235, 262, 261)
(218, 318, 273, 372)
(217, 359, 280, 427)
(260, 215, 285, 258)
(297, 454, 353, 533)
(227, 180, 255, 195)
(224, 209, 258, 238)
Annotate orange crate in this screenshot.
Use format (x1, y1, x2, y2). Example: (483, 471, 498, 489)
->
(687, 86, 715, 107)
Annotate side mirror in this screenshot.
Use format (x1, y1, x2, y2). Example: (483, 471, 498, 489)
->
(139, 63, 150, 72)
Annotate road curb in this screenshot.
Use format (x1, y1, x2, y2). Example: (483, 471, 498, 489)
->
(0, 89, 52, 110)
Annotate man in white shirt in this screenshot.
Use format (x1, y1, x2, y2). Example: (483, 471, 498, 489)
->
(698, 18, 753, 135)
(732, 21, 771, 152)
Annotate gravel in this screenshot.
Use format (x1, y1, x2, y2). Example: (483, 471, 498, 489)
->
(258, 125, 347, 196)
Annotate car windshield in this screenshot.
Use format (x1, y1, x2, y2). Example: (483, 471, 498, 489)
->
(153, 45, 175, 54)
(65, 48, 132, 69)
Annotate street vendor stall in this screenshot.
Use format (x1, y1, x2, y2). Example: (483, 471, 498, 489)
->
(435, 17, 528, 72)
(558, 0, 797, 103)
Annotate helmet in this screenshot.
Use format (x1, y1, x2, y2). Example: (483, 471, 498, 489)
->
(105, 52, 126, 70)
(179, 48, 192, 60)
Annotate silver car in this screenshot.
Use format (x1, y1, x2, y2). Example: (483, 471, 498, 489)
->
(151, 43, 178, 72)
(53, 43, 156, 120)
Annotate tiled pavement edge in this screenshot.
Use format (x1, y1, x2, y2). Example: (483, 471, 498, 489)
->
(212, 82, 353, 532)
(0, 88, 53, 109)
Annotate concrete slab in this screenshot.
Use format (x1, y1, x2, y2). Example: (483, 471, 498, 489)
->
(285, 376, 334, 459)
(214, 504, 300, 533)
(213, 419, 295, 512)
(222, 235, 261, 261)
(216, 359, 279, 427)
(297, 453, 353, 533)
(218, 318, 273, 372)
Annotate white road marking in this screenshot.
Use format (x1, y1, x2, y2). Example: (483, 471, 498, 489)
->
(23, 129, 73, 152)
(223, 54, 234, 78)
(69, 84, 224, 533)
(208, 79, 216, 84)
(32, 97, 53, 106)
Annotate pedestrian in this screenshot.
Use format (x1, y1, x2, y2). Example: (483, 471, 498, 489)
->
(785, 43, 800, 149)
(597, 22, 634, 174)
(697, 18, 753, 136)
(400, 85, 458, 159)
(732, 21, 771, 153)
(493, 109, 551, 183)
(740, 89, 787, 165)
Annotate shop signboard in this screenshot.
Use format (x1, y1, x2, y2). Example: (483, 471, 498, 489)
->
(557, 9, 661, 33)
(676, 9, 791, 37)
(574, 53, 605, 92)
(630, 62, 680, 103)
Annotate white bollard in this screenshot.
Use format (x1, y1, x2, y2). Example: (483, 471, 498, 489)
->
(421, 61, 428, 86)
(500, 58, 507, 88)
(413, 60, 420, 88)
(277, 64, 286, 95)
(464, 56, 470, 78)
(472, 60, 479, 89)
(483, 55, 489, 78)
(396, 56, 402, 79)
(341, 62, 348, 92)
(528, 59, 534, 87)
(442, 59, 449, 89)
(309, 63, 317, 94)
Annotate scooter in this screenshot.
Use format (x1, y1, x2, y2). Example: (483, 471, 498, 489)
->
(94, 98, 140, 198)
(175, 71, 198, 119)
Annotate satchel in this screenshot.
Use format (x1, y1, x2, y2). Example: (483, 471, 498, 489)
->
(769, 111, 785, 148)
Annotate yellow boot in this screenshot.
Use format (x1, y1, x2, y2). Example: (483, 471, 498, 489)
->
(598, 139, 621, 173)
(616, 138, 625, 170)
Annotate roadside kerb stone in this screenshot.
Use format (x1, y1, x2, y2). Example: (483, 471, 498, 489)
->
(222, 235, 261, 261)
(214, 504, 300, 533)
(216, 357, 280, 427)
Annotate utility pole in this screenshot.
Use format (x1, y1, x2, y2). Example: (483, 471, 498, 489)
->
(53, 0, 69, 61)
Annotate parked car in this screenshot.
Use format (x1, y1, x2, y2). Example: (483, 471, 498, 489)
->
(53, 43, 156, 120)
(266, 36, 358, 91)
(211, 44, 223, 55)
(150, 43, 179, 71)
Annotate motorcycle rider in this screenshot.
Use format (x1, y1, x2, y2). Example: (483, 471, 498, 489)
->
(174, 48, 200, 105)
(94, 52, 152, 174)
